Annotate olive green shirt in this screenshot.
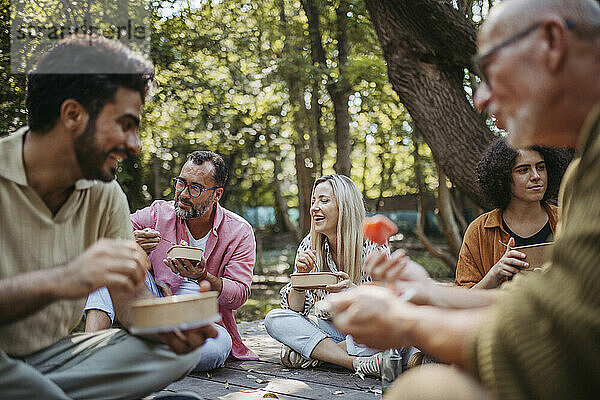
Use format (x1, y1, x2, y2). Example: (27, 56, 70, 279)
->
(469, 105, 600, 399)
(0, 128, 133, 357)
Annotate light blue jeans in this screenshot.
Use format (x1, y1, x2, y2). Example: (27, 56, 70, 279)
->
(264, 308, 378, 360)
(193, 323, 232, 371)
(85, 273, 231, 371)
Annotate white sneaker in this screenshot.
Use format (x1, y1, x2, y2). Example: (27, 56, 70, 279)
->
(352, 352, 383, 379)
(280, 344, 320, 369)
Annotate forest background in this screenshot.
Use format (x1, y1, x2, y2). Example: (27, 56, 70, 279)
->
(2, 0, 508, 320)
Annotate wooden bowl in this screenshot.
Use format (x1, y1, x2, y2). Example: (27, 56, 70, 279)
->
(130, 291, 220, 334)
(166, 245, 204, 261)
(290, 272, 339, 289)
(513, 242, 553, 270)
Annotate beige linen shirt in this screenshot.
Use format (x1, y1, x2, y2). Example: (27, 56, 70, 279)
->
(0, 128, 133, 357)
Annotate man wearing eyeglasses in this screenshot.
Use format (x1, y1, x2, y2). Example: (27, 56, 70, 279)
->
(325, 0, 600, 399)
(86, 151, 259, 370)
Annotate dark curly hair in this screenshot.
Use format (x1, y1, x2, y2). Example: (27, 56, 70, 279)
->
(187, 151, 228, 188)
(476, 138, 572, 209)
(27, 34, 155, 133)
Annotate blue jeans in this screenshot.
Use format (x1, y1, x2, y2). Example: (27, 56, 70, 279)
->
(264, 308, 378, 360)
(193, 323, 232, 371)
(85, 273, 231, 371)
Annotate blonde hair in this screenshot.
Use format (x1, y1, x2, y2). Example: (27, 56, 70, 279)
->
(310, 175, 365, 284)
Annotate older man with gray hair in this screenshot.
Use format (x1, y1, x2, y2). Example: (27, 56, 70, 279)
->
(325, 0, 600, 399)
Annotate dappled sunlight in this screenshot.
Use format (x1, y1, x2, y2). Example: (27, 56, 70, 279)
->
(219, 378, 312, 399)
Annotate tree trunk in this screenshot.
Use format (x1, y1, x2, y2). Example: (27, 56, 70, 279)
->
(301, 0, 352, 177)
(436, 168, 462, 258)
(272, 154, 301, 240)
(450, 190, 469, 235)
(364, 0, 495, 207)
(361, 137, 368, 200)
(280, 0, 314, 236)
(152, 153, 161, 200)
(413, 134, 457, 271)
(294, 141, 314, 235)
(310, 79, 325, 177)
(376, 152, 385, 212)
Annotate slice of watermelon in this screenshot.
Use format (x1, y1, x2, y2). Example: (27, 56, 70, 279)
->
(363, 215, 398, 245)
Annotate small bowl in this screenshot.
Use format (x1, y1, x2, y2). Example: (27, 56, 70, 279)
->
(130, 291, 220, 334)
(166, 245, 204, 261)
(290, 272, 339, 289)
(513, 242, 553, 270)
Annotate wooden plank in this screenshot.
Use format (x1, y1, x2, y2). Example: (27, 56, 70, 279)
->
(148, 319, 384, 399)
(223, 361, 381, 391)
(156, 375, 307, 399)
(237, 320, 281, 363)
(179, 364, 382, 400)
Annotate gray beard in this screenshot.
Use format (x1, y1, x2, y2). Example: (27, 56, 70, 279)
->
(174, 202, 212, 220)
(174, 206, 199, 220)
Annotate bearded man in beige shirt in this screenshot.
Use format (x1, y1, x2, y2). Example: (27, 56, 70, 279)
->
(0, 35, 217, 399)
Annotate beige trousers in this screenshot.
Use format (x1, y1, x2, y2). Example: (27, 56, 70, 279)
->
(0, 329, 203, 400)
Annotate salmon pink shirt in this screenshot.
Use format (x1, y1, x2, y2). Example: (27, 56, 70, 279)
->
(130, 200, 258, 360)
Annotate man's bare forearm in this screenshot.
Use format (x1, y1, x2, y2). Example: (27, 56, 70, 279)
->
(0, 265, 69, 325)
(427, 282, 499, 309)
(110, 283, 155, 329)
(403, 305, 489, 368)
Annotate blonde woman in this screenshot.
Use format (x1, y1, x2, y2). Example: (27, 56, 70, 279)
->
(265, 175, 387, 377)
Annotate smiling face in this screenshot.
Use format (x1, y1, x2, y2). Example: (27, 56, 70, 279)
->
(310, 181, 339, 238)
(174, 160, 223, 220)
(510, 149, 547, 203)
(74, 87, 142, 182)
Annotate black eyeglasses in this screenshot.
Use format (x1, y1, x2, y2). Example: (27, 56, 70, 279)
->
(473, 20, 575, 85)
(172, 177, 219, 198)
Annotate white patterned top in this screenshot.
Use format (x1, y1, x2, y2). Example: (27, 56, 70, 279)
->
(280, 234, 389, 319)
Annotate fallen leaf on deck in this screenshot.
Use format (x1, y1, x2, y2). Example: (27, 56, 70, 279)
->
(368, 387, 382, 395)
(225, 381, 229, 389)
(206, 373, 212, 379)
(262, 393, 279, 398)
(256, 378, 270, 384)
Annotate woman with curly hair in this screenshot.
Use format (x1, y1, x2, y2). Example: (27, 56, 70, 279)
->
(455, 138, 571, 289)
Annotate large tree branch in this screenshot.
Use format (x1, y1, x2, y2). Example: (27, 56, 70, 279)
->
(365, 0, 495, 206)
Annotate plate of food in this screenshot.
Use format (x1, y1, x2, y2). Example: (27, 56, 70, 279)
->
(129, 291, 220, 335)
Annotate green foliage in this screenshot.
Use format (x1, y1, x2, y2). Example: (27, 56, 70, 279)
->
(1, 0, 442, 220)
(0, 0, 27, 135)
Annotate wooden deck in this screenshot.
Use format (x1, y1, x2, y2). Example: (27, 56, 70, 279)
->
(146, 320, 382, 399)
